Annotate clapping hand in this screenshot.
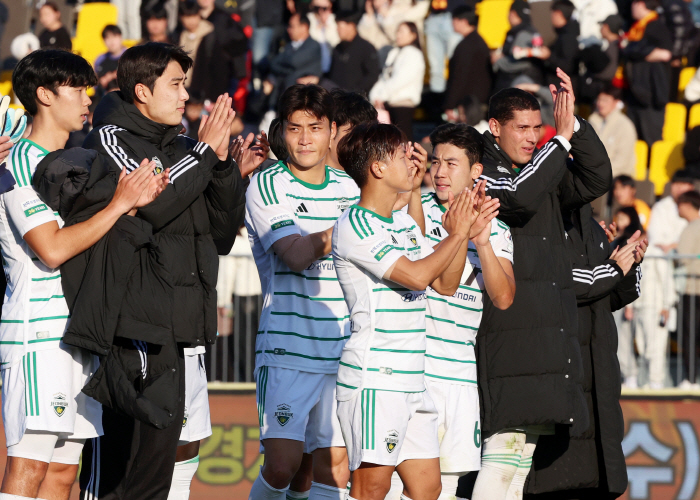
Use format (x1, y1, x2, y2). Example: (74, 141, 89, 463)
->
(230, 131, 271, 178)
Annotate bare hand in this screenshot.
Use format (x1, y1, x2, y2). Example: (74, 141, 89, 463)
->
(135, 166, 169, 208)
(0, 136, 11, 164)
(198, 94, 236, 161)
(230, 131, 271, 178)
(550, 68, 575, 141)
(470, 197, 501, 246)
(407, 141, 427, 192)
(111, 159, 163, 214)
(609, 235, 639, 276)
(598, 220, 618, 243)
(626, 230, 648, 264)
(443, 180, 486, 239)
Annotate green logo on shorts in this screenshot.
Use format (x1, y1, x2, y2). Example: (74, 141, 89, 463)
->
(385, 430, 399, 453)
(51, 393, 67, 417)
(275, 404, 293, 426)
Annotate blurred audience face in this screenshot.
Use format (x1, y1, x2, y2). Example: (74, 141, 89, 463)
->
(311, 0, 333, 23)
(550, 9, 567, 28)
(147, 17, 169, 40)
(631, 0, 649, 21)
(39, 5, 62, 30)
(104, 32, 124, 54)
(197, 0, 216, 10)
(489, 109, 543, 165)
(600, 23, 618, 41)
(508, 11, 522, 27)
(181, 13, 202, 32)
(337, 20, 357, 42)
(395, 23, 416, 48)
(283, 110, 336, 170)
(595, 92, 618, 118)
(614, 181, 636, 206)
(430, 143, 482, 202)
(135, 60, 189, 126)
(671, 180, 695, 202)
(287, 14, 309, 42)
(678, 201, 700, 221)
(185, 101, 204, 122)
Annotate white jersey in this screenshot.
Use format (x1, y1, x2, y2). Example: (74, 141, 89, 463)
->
(0, 139, 69, 366)
(421, 193, 513, 386)
(245, 161, 360, 375)
(333, 206, 434, 401)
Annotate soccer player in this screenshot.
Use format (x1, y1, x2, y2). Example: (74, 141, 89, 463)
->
(327, 89, 378, 172)
(333, 122, 492, 500)
(422, 123, 514, 500)
(1, 49, 166, 500)
(246, 84, 359, 500)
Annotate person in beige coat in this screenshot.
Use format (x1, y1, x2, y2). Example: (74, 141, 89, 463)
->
(358, 0, 429, 51)
(588, 84, 638, 178)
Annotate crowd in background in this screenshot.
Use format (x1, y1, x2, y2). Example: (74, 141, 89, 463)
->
(1, 0, 700, 389)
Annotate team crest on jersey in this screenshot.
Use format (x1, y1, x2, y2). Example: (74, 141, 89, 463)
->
(151, 156, 164, 174)
(385, 430, 399, 453)
(337, 198, 351, 213)
(497, 166, 509, 174)
(51, 393, 68, 417)
(275, 404, 293, 426)
(183, 406, 188, 427)
(407, 232, 418, 246)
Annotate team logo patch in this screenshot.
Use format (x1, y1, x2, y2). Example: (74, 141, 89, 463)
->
(407, 232, 418, 246)
(337, 198, 351, 213)
(385, 430, 399, 453)
(275, 404, 293, 426)
(183, 406, 188, 427)
(23, 203, 48, 218)
(497, 166, 509, 173)
(51, 393, 68, 417)
(151, 156, 164, 174)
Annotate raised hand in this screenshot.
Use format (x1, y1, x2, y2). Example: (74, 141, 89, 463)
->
(609, 231, 642, 275)
(408, 141, 428, 192)
(198, 94, 236, 161)
(470, 197, 501, 246)
(135, 165, 169, 208)
(626, 230, 648, 264)
(231, 131, 271, 178)
(549, 67, 575, 141)
(111, 159, 164, 214)
(599, 220, 618, 243)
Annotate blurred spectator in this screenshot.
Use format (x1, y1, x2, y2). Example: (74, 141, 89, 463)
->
(5, 33, 40, 70)
(684, 127, 700, 178)
(443, 5, 491, 119)
(252, 0, 286, 76)
(684, 66, 700, 102)
(112, 0, 141, 40)
(326, 11, 380, 93)
(452, 94, 489, 132)
(95, 25, 126, 76)
(648, 170, 693, 253)
(308, 0, 340, 73)
(588, 84, 638, 178)
(369, 21, 424, 139)
(614, 175, 652, 228)
(358, 0, 428, 59)
(37, 1, 71, 50)
(265, 14, 322, 101)
(622, 0, 673, 145)
(493, 0, 544, 91)
(677, 190, 700, 388)
(424, 0, 463, 93)
(530, 0, 557, 46)
(178, 1, 214, 86)
(572, 0, 619, 46)
(198, 0, 249, 83)
(660, 0, 696, 72)
(0, 2, 7, 51)
(534, 0, 580, 87)
(141, 7, 176, 44)
(579, 14, 624, 103)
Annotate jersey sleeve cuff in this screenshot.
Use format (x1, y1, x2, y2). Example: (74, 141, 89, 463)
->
(552, 135, 572, 152)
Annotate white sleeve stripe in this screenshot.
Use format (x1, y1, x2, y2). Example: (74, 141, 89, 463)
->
(169, 154, 197, 176)
(572, 264, 618, 277)
(100, 125, 140, 173)
(481, 142, 558, 192)
(572, 271, 618, 284)
(169, 158, 198, 182)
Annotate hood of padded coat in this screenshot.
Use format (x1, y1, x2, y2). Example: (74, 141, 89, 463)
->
(92, 91, 182, 151)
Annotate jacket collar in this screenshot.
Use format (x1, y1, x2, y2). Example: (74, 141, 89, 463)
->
(482, 131, 521, 175)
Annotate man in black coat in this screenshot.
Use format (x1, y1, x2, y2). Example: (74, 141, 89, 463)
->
(524, 207, 645, 499)
(444, 5, 492, 120)
(535, 0, 580, 88)
(470, 70, 612, 498)
(326, 11, 380, 94)
(78, 43, 248, 500)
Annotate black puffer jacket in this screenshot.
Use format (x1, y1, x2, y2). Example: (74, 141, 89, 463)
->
(524, 204, 636, 498)
(477, 118, 611, 437)
(84, 91, 247, 348)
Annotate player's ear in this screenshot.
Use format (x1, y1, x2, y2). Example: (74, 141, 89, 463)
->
(489, 118, 500, 138)
(369, 160, 384, 179)
(134, 83, 151, 105)
(35, 86, 53, 107)
(330, 121, 337, 145)
(471, 162, 483, 180)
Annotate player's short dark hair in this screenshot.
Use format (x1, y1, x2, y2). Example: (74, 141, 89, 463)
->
(179, 0, 201, 16)
(452, 5, 477, 25)
(331, 89, 378, 129)
(278, 84, 335, 125)
(551, 0, 575, 20)
(429, 123, 484, 166)
(338, 122, 405, 188)
(102, 24, 122, 39)
(678, 190, 700, 210)
(13, 49, 97, 116)
(488, 88, 540, 124)
(268, 117, 290, 160)
(614, 174, 635, 188)
(117, 43, 193, 104)
(599, 82, 622, 101)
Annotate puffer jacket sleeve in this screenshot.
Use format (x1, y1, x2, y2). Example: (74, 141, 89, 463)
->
(84, 127, 219, 231)
(204, 155, 248, 255)
(610, 263, 643, 311)
(559, 118, 613, 211)
(572, 260, 624, 304)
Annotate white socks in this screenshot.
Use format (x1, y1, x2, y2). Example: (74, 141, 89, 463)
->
(438, 473, 461, 500)
(167, 455, 200, 500)
(249, 468, 288, 500)
(286, 489, 311, 500)
(308, 481, 345, 500)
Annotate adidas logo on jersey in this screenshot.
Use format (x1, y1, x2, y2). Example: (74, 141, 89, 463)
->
(296, 203, 309, 213)
(385, 429, 399, 453)
(431, 227, 442, 238)
(391, 235, 398, 245)
(51, 393, 68, 417)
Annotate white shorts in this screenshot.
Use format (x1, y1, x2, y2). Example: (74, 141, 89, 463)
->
(1, 343, 102, 448)
(337, 389, 439, 471)
(256, 366, 345, 454)
(179, 352, 212, 445)
(426, 379, 481, 473)
(6, 430, 85, 464)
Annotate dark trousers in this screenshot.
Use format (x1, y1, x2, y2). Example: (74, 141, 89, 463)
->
(627, 104, 665, 145)
(79, 345, 186, 500)
(681, 294, 700, 383)
(386, 105, 415, 141)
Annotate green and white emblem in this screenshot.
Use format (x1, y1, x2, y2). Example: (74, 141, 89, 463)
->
(51, 393, 68, 417)
(385, 430, 399, 453)
(275, 403, 293, 426)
